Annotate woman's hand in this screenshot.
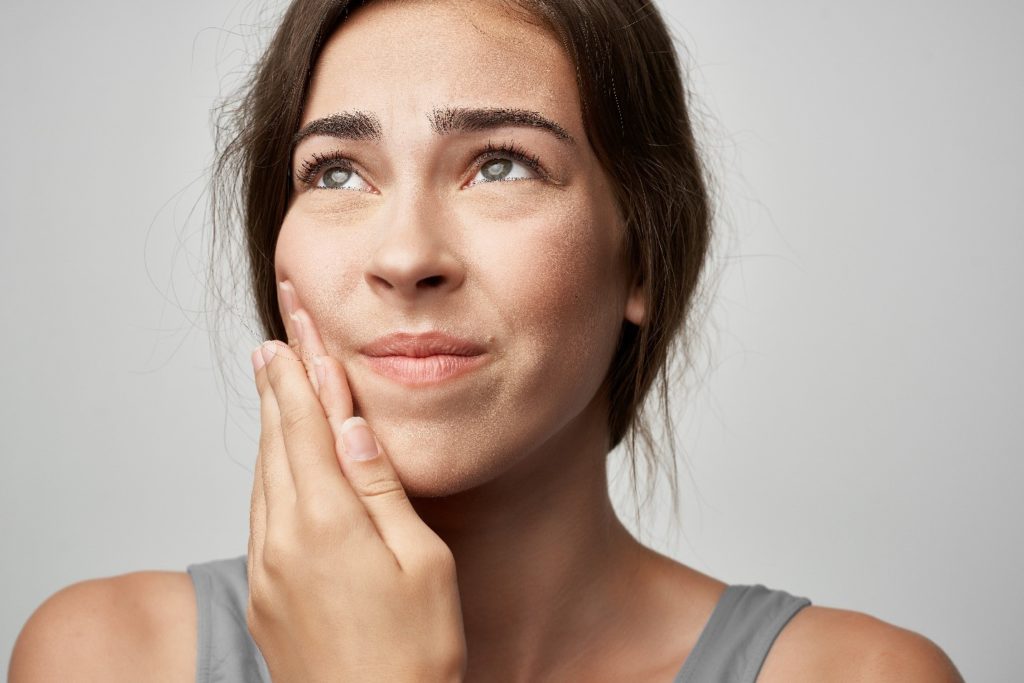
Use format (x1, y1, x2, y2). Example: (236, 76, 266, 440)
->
(246, 280, 467, 682)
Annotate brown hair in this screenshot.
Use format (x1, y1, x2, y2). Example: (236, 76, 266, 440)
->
(208, 0, 717, 531)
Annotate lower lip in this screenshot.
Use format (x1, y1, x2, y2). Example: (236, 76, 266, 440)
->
(361, 353, 488, 386)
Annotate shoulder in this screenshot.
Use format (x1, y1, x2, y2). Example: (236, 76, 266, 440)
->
(760, 604, 964, 683)
(9, 570, 196, 683)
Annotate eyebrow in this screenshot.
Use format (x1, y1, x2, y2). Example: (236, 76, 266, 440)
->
(289, 106, 577, 151)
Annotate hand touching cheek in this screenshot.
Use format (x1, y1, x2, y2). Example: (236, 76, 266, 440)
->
(245, 281, 467, 682)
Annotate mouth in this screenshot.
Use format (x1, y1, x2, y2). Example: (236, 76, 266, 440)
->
(360, 352, 489, 387)
(358, 330, 490, 386)
(359, 330, 487, 358)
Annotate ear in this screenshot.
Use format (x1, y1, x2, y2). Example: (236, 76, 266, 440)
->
(624, 276, 646, 326)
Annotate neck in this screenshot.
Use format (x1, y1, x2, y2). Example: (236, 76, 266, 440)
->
(411, 395, 647, 679)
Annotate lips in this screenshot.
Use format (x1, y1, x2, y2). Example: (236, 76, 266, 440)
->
(359, 331, 486, 358)
(359, 331, 489, 387)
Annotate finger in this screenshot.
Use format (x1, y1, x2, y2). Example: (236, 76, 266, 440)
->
(288, 304, 356, 452)
(253, 344, 297, 511)
(248, 349, 266, 591)
(292, 308, 352, 410)
(276, 279, 300, 348)
(328, 380, 431, 567)
(249, 344, 269, 580)
(314, 352, 354, 429)
(290, 306, 329, 364)
(278, 280, 320, 393)
(248, 450, 266, 588)
(259, 340, 362, 510)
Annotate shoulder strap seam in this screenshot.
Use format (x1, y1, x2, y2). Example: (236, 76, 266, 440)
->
(740, 598, 810, 682)
(673, 584, 741, 682)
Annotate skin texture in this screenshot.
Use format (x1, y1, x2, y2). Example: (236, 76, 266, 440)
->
(280, 0, 645, 501)
(274, 1, 680, 679)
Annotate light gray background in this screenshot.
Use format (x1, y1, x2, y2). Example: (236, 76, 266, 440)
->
(2, 1, 1021, 680)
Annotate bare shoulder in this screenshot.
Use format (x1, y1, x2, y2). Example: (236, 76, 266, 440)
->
(9, 570, 196, 683)
(759, 604, 965, 683)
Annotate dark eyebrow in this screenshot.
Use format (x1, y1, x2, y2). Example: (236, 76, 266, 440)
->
(290, 110, 383, 149)
(290, 106, 576, 151)
(429, 106, 575, 145)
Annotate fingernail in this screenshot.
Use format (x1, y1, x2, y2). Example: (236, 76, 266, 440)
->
(313, 355, 326, 394)
(290, 310, 305, 346)
(278, 280, 297, 319)
(251, 345, 266, 373)
(260, 340, 278, 366)
(340, 416, 379, 461)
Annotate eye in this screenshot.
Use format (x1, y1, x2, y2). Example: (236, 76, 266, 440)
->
(295, 151, 374, 192)
(317, 165, 373, 191)
(293, 140, 549, 191)
(469, 157, 536, 185)
(467, 140, 546, 187)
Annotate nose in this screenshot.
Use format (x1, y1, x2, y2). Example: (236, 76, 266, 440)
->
(364, 191, 465, 304)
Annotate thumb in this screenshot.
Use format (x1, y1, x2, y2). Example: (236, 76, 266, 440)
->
(317, 355, 434, 564)
(337, 416, 433, 565)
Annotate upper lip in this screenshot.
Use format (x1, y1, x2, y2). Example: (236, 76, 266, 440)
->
(360, 331, 487, 358)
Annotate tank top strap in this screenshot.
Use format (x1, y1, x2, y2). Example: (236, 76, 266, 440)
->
(187, 555, 271, 683)
(673, 583, 811, 683)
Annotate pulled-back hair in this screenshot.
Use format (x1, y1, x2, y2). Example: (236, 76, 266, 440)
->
(208, 0, 717, 531)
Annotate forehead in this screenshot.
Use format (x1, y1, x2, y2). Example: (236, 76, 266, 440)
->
(301, 0, 581, 134)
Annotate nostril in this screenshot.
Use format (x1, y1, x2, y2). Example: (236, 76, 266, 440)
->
(418, 274, 445, 288)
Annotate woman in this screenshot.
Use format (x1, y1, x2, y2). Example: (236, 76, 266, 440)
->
(11, 0, 963, 680)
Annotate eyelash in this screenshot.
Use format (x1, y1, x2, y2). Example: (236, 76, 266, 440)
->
(294, 140, 547, 189)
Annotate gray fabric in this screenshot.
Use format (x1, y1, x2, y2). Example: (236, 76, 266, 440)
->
(187, 557, 271, 683)
(674, 584, 811, 683)
(187, 555, 810, 683)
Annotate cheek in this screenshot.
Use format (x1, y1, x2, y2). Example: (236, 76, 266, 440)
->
(274, 213, 362, 348)
(275, 214, 336, 287)
(497, 213, 624, 400)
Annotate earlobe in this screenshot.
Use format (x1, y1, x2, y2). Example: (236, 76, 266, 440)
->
(624, 284, 646, 326)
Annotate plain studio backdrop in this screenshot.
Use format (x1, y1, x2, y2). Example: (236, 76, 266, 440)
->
(2, 0, 1021, 680)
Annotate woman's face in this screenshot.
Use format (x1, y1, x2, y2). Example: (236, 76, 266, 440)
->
(277, 0, 645, 497)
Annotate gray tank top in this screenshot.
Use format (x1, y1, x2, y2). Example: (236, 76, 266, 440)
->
(187, 555, 810, 683)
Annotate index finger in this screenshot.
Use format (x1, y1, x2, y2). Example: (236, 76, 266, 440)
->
(291, 307, 354, 416)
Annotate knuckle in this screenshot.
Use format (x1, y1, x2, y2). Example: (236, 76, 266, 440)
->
(296, 495, 343, 531)
(246, 577, 266, 613)
(261, 531, 297, 576)
(245, 599, 261, 633)
(413, 538, 457, 575)
(246, 596, 274, 641)
(355, 476, 407, 501)
(279, 403, 316, 433)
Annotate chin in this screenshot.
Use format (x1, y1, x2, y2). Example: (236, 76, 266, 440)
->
(370, 425, 511, 499)
(390, 444, 497, 498)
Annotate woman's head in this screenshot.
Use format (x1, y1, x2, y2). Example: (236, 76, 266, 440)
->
(211, 0, 713, 507)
